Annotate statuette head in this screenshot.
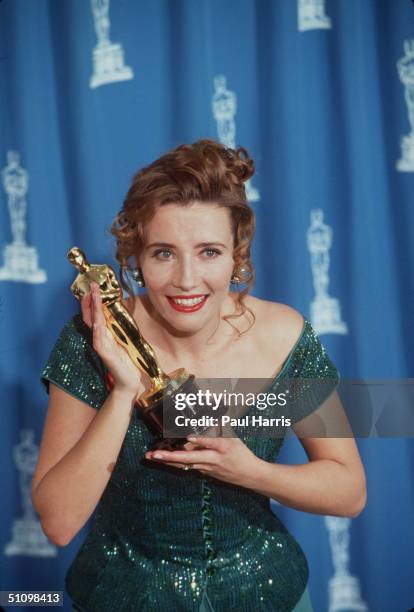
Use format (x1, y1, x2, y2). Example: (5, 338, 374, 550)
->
(67, 247, 90, 273)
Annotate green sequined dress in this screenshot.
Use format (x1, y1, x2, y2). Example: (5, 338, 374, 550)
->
(41, 315, 339, 612)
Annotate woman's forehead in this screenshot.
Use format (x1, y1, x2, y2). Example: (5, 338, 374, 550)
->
(146, 203, 233, 239)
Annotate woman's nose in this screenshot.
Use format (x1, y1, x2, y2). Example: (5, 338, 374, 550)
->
(173, 258, 200, 291)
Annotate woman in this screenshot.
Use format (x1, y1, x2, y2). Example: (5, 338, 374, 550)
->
(32, 140, 366, 612)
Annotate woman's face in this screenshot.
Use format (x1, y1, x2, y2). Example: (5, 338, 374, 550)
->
(139, 202, 235, 335)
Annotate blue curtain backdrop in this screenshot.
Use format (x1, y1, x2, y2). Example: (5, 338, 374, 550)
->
(1, 0, 413, 611)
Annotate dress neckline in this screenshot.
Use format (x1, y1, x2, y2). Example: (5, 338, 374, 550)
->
(267, 317, 308, 389)
(232, 317, 309, 423)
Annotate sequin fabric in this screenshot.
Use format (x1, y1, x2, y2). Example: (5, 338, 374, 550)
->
(41, 315, 339, 612)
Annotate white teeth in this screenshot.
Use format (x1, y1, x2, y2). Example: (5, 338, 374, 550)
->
(171, 296, 206, 306)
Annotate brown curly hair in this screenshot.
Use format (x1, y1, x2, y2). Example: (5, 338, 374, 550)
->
(110, 139, 256, 334)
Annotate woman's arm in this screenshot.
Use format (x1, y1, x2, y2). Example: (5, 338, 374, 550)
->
(243, 437, 367, 518)
(33, 283, 145, 546)
(32, 384, 136, 546)
(244, 390, 367, 517)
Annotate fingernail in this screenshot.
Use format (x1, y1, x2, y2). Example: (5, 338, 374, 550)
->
(153, 453, 163, 459)
(187, 437, 197, 442)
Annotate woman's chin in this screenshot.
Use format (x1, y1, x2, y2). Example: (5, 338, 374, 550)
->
(164, 316, 207, 335)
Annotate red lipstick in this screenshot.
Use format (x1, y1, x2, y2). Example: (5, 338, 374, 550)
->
(166, 294, 209, 313)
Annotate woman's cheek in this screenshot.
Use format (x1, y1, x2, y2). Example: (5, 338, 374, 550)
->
(143, 265, 171, 287)
(202, 259, 233, 280)
(212, 272, 232, 288)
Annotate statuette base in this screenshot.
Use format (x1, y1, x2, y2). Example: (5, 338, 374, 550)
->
(138, 373, 210, 450)
(4, 518, 57, 557)
(311, 297, 348, 335)
(0, 243, 47, 283)
(328, 574, 368, 612)
(396, 133, 414, 172)
(90, 43, 133, 89)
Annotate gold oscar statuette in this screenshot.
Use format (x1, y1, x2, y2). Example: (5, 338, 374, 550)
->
(67, 246, 208, 450)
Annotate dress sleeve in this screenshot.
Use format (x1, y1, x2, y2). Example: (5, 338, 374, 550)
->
(286, 320, 340, 425)
(40, 314, 108, 410)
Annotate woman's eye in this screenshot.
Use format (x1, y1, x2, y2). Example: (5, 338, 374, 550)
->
(153, 249, 173, 260)
(152, 248, 221, 260)
(203, 248, 221, 258)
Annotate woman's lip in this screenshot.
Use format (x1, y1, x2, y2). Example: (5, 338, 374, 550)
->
(166, 295, 209, 313)
(167, 294, 207, 299)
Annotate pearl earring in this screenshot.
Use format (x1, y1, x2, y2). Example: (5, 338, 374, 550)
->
(131, 268, 145, 287)
(231, 264, 249, 284)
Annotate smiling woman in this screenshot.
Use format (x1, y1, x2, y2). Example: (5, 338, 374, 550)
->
(33, 139, 366, 612)
(136, 203, 236, 330)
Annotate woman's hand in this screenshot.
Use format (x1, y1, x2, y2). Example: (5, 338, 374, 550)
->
(81, 282, 145, 397)
(145, 432, 261, 489)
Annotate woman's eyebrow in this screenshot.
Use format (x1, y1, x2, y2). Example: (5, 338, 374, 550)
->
(146, 242, 175, 249)
(196, 242, 228, 249)
(146, 241, 228, 249)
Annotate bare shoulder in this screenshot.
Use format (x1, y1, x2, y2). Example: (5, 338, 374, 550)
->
(242, 294, 305, 349)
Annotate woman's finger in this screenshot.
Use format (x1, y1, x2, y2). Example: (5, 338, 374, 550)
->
(91, 283, 106, 328)
(90, 284, 108, 354)
(182, 441, 200, 451)
(145, 449, 217, 465)
(186, 435, 227, 452)
(157, 462, 209, 472)
(91, 283, 111, 349)
(80, 293, 92, 328)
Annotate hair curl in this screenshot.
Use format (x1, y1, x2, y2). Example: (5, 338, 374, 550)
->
(110, 139, 256, 335)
